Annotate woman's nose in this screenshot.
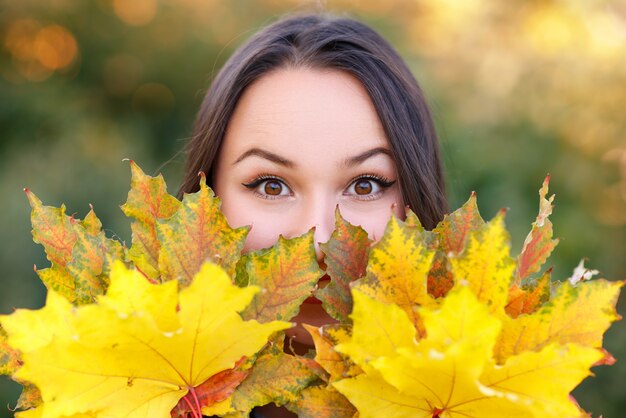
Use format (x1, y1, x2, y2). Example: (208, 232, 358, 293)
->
(294, 199, 336, 264)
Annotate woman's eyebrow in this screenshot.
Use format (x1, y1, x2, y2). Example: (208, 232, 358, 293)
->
(233, 147, 296, 168)
(342, 147, 392, 167)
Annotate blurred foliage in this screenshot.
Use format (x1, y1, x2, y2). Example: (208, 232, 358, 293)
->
(0, 0, 624, 416)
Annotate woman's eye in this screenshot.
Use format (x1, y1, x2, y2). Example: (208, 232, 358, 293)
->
(353, 179, 377, 195)
(242, 177, 292, 198)
(345, 176, 395, 199)
(262, 179, 286, 196)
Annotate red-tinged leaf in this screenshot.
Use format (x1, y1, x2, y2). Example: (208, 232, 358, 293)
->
(121, 161, 180, 279)
(593, 348, 616, 366)
(286, 386, 356, 418)
(171, 357, 250, 418)
(505, 269, 552, 318)
(226, 346, 320, 415)
(427, 251, 454, 298)
(156, 173, 248, 285)
(433, 192, 484, 254)
(240, 230, 323, 322)
(316, 210, 371, 322)
(16, 382, 42, 410)
(516, 175, 559, 282)
(0, 325, 21, 376)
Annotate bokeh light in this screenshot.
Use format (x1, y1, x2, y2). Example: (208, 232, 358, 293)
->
(112, 0, 158, 26)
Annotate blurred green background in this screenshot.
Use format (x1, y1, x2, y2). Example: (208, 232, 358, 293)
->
(1, 0, 624, 416)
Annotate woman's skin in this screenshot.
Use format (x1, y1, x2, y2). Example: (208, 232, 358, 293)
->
(212, 66, 405, 418)
(214, 67, 405, 346)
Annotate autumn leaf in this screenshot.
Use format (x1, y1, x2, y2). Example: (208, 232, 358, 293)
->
(157, 172, 248, 285)
(1, 261, 290, 417)
(285, 386, 356, 418)
(303, 324, 360, 383)
(333, 286, 603, 418)
(121, 160, 180, 280)
(316, 210, 371, 322)
(432, 192, 484, 254)
(218, 344, 320, 416)
(171, 358, 250, 418)
(427, 195, 484, 299)
(495, 278, 624, 362)
(448, 210, 516, 316)
(515, 175, 559, 283)
(353, 215, 435, 336)
(334, 290, 416, 371)
(238, 230, 323, 322)
(0, 324, 20, 376)
(26, 190, 124, 304)
(505, 269, 552, 318)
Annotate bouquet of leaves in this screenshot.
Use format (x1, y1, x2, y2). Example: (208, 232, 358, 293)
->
(0, 162, 622, 418)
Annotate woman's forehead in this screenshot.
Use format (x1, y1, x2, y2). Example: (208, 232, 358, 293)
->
(222, 67, 389, 161)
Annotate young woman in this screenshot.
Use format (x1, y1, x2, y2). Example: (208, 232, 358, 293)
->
(177, 12, 447, 417)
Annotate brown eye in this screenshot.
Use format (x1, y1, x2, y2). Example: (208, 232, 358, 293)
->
(264, 180, 283, 196)
(354, 180, 373, 195)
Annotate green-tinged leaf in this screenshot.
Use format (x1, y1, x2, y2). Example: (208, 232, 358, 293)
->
(223, 345, 320, 415)
(449, 211, 516, 316)
(27, 189, 125, 304)
(316, 210, 371, 322)
(65, 221, 125, 303)
(157, 173, 248, 285)
(505, 269, 552, 318)
(240, 230, 323, 322)
(1, 324, 21, 376)
(285, 385, 356, 418)
(433, 192, 484, 254)
(516, 175, 559, 282)
(26, 189, 77, 268)
(121, 161, 180, 279)
(495, 279, 624, 362)
(353, 216, 435, 336)
(80, 205, 102, 236)
(16, 382, 42, 410)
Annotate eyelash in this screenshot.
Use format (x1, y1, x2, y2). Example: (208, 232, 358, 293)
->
(241, 173, 396, 200)
(241, 174, 292, 200)
(346, 173, 396, 201)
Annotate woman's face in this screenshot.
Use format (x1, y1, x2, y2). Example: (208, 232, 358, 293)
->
(213, 67, 404, 343)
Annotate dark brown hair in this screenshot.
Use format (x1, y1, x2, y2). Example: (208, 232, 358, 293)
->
(178, 13, 447, 229)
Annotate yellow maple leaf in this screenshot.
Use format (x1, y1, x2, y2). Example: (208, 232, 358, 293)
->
(1, 261, 290, 417)
(353, 216, 436, 336)
(495, 278, 623, 362)
(448, 211, 516, 317)
(332, 287, 602, 418)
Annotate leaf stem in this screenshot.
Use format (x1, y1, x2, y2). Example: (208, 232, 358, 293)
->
(190, 386, 203, 417)
(181, 393, 201, 418)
